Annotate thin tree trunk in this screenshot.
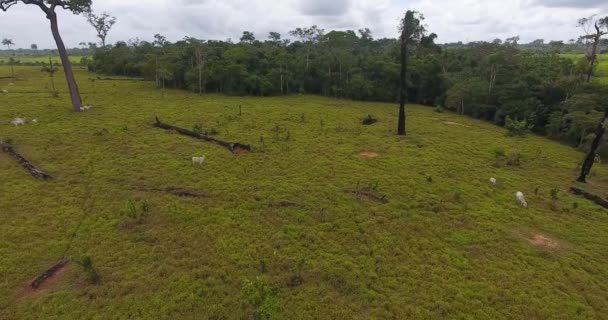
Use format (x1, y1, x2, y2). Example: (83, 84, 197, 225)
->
(49, 13, 82, 112)
(578, 109, 608, 182)
(586, 27, 600, 83)
(280, 64, 284, 95)
(198, 65, 202, 95)
(398, 38, 408, 136)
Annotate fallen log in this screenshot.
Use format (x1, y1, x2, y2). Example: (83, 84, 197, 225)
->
(31, 259, 69, 289)
(154, 117, 251, 154)
(140, 186, 208, 198)
(570, 187, 608, 209)
(0, 141, 52, 180)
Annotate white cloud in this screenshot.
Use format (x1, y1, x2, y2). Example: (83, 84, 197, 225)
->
(0, 0, 605, 49)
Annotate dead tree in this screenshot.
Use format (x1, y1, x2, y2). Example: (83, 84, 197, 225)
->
(577, 108, 608, 183)
(0, 141, 52, 180)
(397, 11, 425, 136)
(154, 117, 251, 154)
(0, 0, 90, 112)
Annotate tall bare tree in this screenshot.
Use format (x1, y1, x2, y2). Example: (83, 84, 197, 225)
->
(578, 15, 608, 83)
(193, 44, 206, 95)
(397, 11, 425, 136)
(86, 11, 116, 48)
(0, 0, 91, 112)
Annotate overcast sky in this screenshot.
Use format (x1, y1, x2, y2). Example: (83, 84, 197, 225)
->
(0, 0, 607, 49)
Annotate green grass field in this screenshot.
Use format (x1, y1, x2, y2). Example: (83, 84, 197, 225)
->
(0, 56, 86, 65)
(1, 66, 608, 319)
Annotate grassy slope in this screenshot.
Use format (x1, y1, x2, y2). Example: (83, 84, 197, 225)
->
(1, 66, 608, 319)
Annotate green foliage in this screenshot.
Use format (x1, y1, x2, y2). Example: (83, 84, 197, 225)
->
(506, 152, 522, 166)
(504, 116, 532, 137)
(241, 278, 278, 320)
(124, 199, 150, 224)
(494, 147, 506, 158)
(78, 256, 100, 284)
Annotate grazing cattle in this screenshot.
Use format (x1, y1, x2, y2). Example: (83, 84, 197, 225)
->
(0, 89, 8, 93)
(192, 156, 206, 166)
(516, 191, 528, 208)
(490, 177, 497, 185)
(11, 118, 25, 126)
(81, 106, 92, 112)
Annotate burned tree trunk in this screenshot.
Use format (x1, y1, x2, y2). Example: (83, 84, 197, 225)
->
(153, 117, 251, 154)
(577, 109, 607, 183)
(31, 259, 69, 289)
(398, 34, 408, 136)
(0, 142, 52, 180)
(570, 187, 608, 209)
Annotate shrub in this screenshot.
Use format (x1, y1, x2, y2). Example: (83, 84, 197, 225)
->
(434, 105, 445, 113)
(242, 278, 277, 320)
(505, 116, 532, 137)
(79, 256, 100, 284)
(493, 147, 506, 158)
(124, 199, 150, 224)
(192, 124, 203, 134)
(550, 188, 559, 200)
(506, 152, 522, 166)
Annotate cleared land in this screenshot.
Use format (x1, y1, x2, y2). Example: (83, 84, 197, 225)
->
(1, 66, 608, 319)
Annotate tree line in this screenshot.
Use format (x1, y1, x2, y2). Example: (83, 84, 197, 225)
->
(89, 19, 607, 148)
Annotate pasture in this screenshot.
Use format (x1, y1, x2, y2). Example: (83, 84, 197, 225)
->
(1, 66, 608, 319)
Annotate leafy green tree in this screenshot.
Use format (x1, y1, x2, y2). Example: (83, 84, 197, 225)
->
(0, 0, 91, 112)
(240, 31, 255, 44)
(2, 38, 13, 49)
(85, 11, 116, 48)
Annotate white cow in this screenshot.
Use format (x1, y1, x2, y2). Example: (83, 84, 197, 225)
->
(192, 156, 206, 166)
(81, 106, 92, 112)
(11, 117, 25, 126)
(0, 89, 8, 93)
(516, 191, 528, 208)
(490, 177, 497, 185)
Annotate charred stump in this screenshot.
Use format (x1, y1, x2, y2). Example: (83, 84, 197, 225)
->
(570, 187, 608, 209)
(0, 142, 52, 180)
(362, 115, 378, 125)
(153, 117, 251, 154)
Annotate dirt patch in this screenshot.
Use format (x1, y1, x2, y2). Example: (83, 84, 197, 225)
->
(360, 151, 379, 158)
(527, 234, 560, 249)
(17, 260, 70, 300)
(514, 230, 561, 251)
(444, 121, 471, 128)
